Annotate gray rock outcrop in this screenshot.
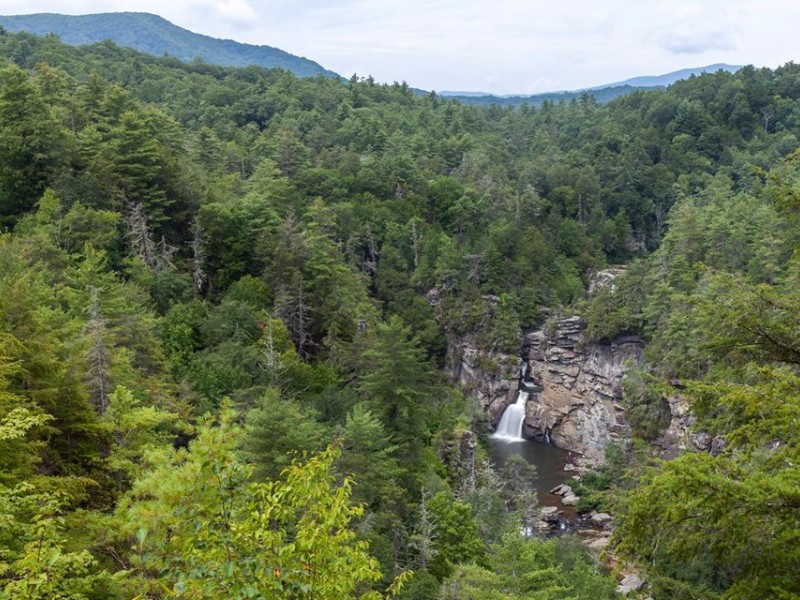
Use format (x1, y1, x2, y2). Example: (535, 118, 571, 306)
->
(655, 393, 728, 460)
(446, 316, 645, 463)
(446, 334, 522, 423)
(523, 316, 645, 464)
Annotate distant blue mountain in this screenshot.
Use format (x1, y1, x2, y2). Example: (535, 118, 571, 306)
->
(439, 91, 494, 97)
(440, 64, 743, 107)
(591, 63, 741, 89)
(0, 12, 339, 78)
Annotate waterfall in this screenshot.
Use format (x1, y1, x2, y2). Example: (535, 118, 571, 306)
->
(492, 391, 529, 441)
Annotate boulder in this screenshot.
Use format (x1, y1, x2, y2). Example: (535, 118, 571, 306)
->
(692, 431, 712, 451)
(550, 484, 572, 496)
(540, 506, 561, 522)
(588, 267, 628, 296)
(590, 512, 613, 526)
(617, 573, 644, 596)
(561, 493, 580, 506)
(588, 536, 611, 551)
(710, 436, 727, 456)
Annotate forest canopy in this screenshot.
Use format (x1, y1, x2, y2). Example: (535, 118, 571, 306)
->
(0, 29, 799, 599)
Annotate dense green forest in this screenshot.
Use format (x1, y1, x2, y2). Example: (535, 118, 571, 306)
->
(0, 28, 798, 599)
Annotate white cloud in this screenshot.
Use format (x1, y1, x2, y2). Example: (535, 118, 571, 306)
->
(659, 33, 736, 55)
(176, 0, 259, 32)
(2, 0, 799, 93)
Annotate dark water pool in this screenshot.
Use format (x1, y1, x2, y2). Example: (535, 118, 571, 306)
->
(488, 437, 574, 508)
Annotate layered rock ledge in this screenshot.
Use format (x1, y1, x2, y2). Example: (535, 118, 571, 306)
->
(446, 334, 522, 424)
(523, 316, 644, 463)
(447, 316, 645, 464)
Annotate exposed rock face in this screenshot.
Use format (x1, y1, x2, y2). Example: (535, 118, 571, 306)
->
(587, 267, 628, 296)
(654, 394, 692, 458)
(655, 393, 728, 459)
(523, 316, 645, 464)
(445, 311, 650, 464)
(446, 335, 522, 423)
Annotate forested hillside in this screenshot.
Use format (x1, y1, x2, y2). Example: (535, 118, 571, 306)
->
(582, 149, 800, 598)
(0, 28, 798, 599)
(0, 12, 339, 78)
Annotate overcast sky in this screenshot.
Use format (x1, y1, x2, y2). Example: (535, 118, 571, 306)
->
(1, 0, 798, 94)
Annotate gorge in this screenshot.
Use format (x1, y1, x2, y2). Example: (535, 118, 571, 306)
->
(450, 312, 645, 466)
(1, 23, 797, 598)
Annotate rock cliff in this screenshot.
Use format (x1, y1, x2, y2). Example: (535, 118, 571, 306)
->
(447, 316, 646, 465)
(446, 335, 522, 424)
(655, 393, 726, 459)
(523, 316, 645, 464)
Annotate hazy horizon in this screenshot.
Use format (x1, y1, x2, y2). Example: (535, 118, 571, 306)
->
(1, 1, 797, 94)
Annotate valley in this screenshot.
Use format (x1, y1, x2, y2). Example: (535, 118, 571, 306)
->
(0, 17, 797, 600)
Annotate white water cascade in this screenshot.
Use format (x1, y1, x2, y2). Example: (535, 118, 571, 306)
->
(491, 391, 529, 441)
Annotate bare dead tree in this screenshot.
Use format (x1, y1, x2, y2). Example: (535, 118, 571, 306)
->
(511, 191, 522, 227)
(409, 490, 438, 570)
(156, 235, 177, 272)
(124, 202, 177, 273)
(275, 283, 314, 358)
(292, 285, 312, 358)
(465, 253, 483, 285)
(190, 216, 206, 296)
(124, 202, 158, 271)
(762, 106, 775, 134)
(85, 285, 111, 415)
(258, 314, 285, 389)
(410, 219, 422, 269)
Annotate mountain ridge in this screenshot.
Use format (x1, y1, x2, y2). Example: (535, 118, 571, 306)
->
(0, 12, 340, 78)
(439, 64, 743, 106)
(591, 63, 741, 89)
(0, 12, 742, 105)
